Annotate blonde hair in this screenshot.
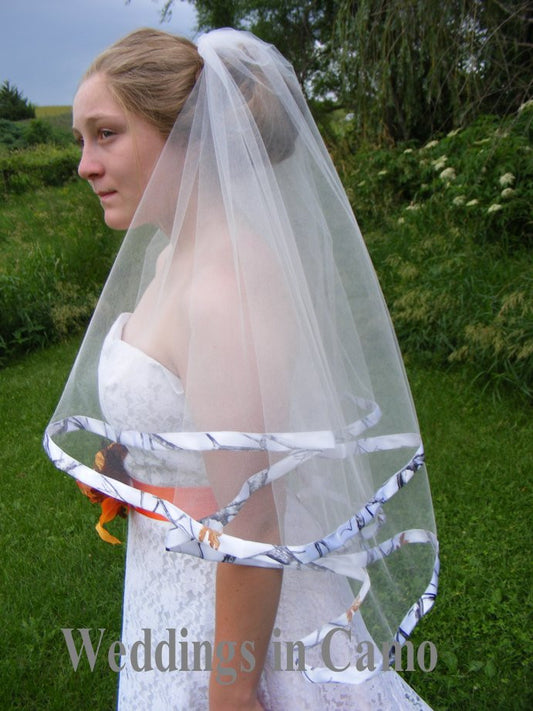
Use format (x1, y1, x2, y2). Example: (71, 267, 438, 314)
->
(226, 55, 297, 164)
(84, 28, 296, 162)
(83, 28, 203, 137)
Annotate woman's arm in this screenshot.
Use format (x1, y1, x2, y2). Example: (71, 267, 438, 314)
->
(210, 562, 282, 710)
(179, 256, 289, 710)
(207, 448, 282, 709)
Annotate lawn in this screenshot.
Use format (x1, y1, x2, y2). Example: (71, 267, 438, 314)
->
(1, 338, 531, 709)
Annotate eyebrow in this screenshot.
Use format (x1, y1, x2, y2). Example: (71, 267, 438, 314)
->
(72, 113, 125, 133)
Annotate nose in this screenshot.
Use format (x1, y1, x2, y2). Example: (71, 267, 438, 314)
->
(77, 144, 104, 181)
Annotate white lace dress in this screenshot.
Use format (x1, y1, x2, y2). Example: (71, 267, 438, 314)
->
(98, 314, 433, 711)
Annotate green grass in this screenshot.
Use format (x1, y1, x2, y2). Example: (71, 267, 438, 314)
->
(0, 336, 126, 709)
(0, 180, 116, 266)
(402, 364, 532, 709)
(1, 339, 531, 709)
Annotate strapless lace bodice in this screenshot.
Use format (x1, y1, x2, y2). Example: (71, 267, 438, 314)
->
(98, 313, 208, 488)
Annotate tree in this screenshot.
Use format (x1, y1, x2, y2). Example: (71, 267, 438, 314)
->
(155, 0, 532, 143)
(158, 0, 338, 97)
(474, 0, 533, 116)
(0, 81, 35, 121)
(335, 0, 533, 142)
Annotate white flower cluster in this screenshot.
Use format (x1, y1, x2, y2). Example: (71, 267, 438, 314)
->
(450, 171, 517, 212)
(432, 155, 448, 171)
(499, 173, 515, 187)
(439, 167, 456, 182)
(518, 99, 533, 113)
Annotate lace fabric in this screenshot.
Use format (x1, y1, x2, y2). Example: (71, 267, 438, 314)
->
(98, 313, 208, 489)
(119, 516, 432, 710)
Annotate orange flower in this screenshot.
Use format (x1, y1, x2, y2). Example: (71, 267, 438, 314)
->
(77, 442, 130, 545)
(95, 495, 128, 545)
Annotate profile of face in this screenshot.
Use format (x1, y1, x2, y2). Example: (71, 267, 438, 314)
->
(72, 74, 166, 230)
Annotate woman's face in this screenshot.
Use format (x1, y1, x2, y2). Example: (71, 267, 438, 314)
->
(73, 74, 166, 230)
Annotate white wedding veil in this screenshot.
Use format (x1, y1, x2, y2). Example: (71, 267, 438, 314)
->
(44, 28, 438, 684)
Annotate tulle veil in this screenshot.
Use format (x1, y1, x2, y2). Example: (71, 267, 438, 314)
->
(44, 28, 438, 684)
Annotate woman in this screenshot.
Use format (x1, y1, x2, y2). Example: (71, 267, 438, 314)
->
(44, 28, 438, 710)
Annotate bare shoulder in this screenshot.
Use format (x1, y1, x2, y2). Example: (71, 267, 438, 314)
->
(189, 258, 240, 324)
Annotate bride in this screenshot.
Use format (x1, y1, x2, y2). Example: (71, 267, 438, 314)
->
(44, 27, 438, 710)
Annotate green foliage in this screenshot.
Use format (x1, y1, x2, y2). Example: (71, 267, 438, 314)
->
(0, 144, 80, 194)
(336, 0, 533, 142)
(0, 178, 122, 365)
(163, 0, 532, 142)
(0, 118, 25, 149)
(34, 107, 74, 141)
(23, 117, 57, 146)
(0, 80, 35, 121)
(163, 0, 342, 96)
(339, 105, 533, 398)
(0, 114, 74, 152)
(343, 108, 533, 247)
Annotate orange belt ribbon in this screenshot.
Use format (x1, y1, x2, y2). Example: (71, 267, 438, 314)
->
(133, 480, 218, 522)
(77, 442, 217, 545)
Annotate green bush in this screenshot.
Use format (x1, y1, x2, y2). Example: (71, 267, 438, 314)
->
(0, 118, 26, 149)
(0, 247, 102, 361)
(0, 144, 80, 194)
(343, 106, 533, 250)
(338, 104, 533, 399)
(1, 114, 75, 151)
(24, 118, 57, 146)
(0, 250, 57, 352)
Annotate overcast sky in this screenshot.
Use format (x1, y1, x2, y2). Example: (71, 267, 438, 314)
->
(0, 0, 198, 106)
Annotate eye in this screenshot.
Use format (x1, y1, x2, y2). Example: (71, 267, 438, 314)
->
(98, 129, 115, 141)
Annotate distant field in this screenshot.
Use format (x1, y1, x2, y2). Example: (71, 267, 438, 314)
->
(35, 106, 73, 133)
(35, 105, 71, 117)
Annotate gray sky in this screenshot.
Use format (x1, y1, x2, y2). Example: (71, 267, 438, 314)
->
(0, 0, 198, 106)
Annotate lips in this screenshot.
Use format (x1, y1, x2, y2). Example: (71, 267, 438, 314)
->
(97, 190, 117, 201)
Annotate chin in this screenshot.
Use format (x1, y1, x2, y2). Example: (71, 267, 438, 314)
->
(104, 211, 132, 231)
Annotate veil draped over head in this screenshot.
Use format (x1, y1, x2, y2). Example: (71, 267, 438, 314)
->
(44, 29, 438, 683)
